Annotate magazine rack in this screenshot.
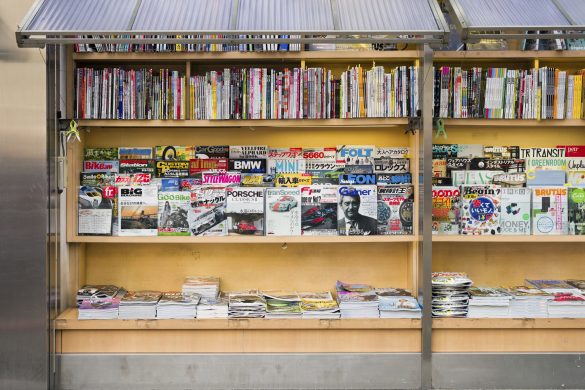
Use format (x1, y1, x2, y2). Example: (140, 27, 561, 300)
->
(53, 48, 585, 389)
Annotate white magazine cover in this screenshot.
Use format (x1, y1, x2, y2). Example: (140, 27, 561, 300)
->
(300, 185, 338, 236)
(188, 186, 227, 236)
(500, 188, 531, 235)
(337, 185, 377, 235)
(118, 186, 158, 236)
(225, 187, 265, 236)
(336, 145, 376, 165)
(265, 188, 301, 236)
(78, 185, 115, 235)
(157, 191, 190, 236)
(460, 185, 501, 235)
(532, 187, 568, 235)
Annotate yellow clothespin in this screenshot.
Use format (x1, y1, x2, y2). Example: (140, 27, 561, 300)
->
(434, 118, 447, 139)
(65, 119, 81, 143)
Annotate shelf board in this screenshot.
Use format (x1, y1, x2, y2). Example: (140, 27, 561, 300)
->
(433, 235, 585, 243)
(69, 235, 418, 244)
(442, 119, 585, 127)
(434, 50, 585, 60)
(72, 50, 422, 62)
(77, 118, 409, 128)
(56, 309, 421, 330)
(433, 318, 585, 329)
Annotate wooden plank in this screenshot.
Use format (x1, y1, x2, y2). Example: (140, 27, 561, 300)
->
(433, 318, 585, 329)
(78, 118, 409, 128)
(433, 236, 585, 243)
(442, 119, 585, 127)
(56, 309, 421, 330)
(434, 50, 585, 60)
(66, 138, 83, 242)
(60, 329, 421, 353)
(433, 329, 585, 353)
(68, 235, 417, 244)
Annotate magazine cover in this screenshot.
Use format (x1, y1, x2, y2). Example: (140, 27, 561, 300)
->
(84, 147, 118, 160)
(78, 185, 115, 235)
(151, 177, 179, 191)
(225, 187, 265, 236)
(460, 185, 501, 235)
(188, 186, 227, 236)
(228, 159, 267, 173)
(83, 160, 119, 173)
(302, 147, 337, 162)
(275, 173, 312, 187)
(265, 188, 301, 236)
(115, 173, 151, 187)
(376, 147, 411, 159)
(180, 178, 203, 191)
(451, 170, 505, 186)
(377, 185, 414, 235)
(189, 158, 228, 174)
(155, 161, 189, 178)
(118, 147, 153, 160)
(118, 186, 158, 236)
(241, 173, 275, 187)
(229, 146, 268, 159)
(374, 158, 410, 174)
(267, 159, 306, 175)
(195, 145, 229, 158)
(339, 174, 376, 186)
(306, 161, 344, 184)
(337, 185, 377, 235)
(300, 185, 337, 236)
(500, 188, 531, 235)
(155, 145, 196, 160)
(432, 186, 460, 235)
(80, 172, 116, 187)
(377, 173, 412, 186)
(268, 148, 303, 159)
(157, 192, 190, 236)
(336, 145, 376, 165)
(568, 187, 585, 235)
(119, 159, 155, 174)
(202, 171, 241, 186)
(532, 187, 568, 235)
(484, 146, 520, 159)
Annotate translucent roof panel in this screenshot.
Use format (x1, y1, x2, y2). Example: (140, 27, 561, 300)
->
(556, 0, 585, 25)
(457, 0, 571, 27)
(133, 0, 233, 31)
(25, 0, 136, 32)
(237, 0, 334, 31)
(336, 0, 440, 32)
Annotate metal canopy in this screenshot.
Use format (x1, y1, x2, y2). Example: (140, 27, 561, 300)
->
(16, 0, 449, 48)
(448, 0, 585, 41)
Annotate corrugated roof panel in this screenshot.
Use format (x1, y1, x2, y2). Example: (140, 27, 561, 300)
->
(237, 0, 334, 31)
(556, 0, 585, 25)
(133, 0, 233, 31)
(336, 0, 440, 31)
(25, 0, 135, 32)
(458, 0, 571, 27)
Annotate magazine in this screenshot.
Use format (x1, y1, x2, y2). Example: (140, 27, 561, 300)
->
(225, 187, 265, 235)
(188, 186, 227, 236)
(118, 186, 158, 236)
(337, 185, 377, 235)
(78, 185, 115, 235)
(157, 192, 190, 236)
(265, 188, 301, 236)
(377, 185, 414, 235)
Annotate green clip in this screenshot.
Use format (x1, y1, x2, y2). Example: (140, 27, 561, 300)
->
(65, 119, 81, 143)
(434, 118, 447, 139)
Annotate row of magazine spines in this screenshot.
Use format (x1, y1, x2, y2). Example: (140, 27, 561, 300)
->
(74, 35, 304, 53)
(75, 68, 186, 120)
(74, 65, 418, 120)
(433, 67, 585, 119)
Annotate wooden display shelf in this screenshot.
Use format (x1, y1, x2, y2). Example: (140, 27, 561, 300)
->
(68, 235, 418, 244)
(433, 318, 585, 329)
(56, 309, 421, 330)
(434, 50, 585, 60)
(72, 50, 422, 62)
(433, 235, 585, 243)
(442, 118, 585, 127)
(77, 118, 409, 128)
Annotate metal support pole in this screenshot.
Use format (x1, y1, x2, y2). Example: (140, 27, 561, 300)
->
(419, 43, 434, 390)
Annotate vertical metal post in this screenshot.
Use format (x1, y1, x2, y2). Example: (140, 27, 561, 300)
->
(419, 43, 434, 390)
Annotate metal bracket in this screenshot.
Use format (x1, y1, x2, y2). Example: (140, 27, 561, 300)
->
(406, 115, 421, 135)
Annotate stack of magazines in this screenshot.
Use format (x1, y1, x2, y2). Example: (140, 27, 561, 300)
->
(336, 281, 379, 318)
(375, 288, 421, 318)
(547, 293, 585, 318)
(262, 291, 302, 319)
(467, 287, 512, 318)
(197, 294, 229, 319)
(299, 292, 340, 319)
(527, 280, 582, 294)
(228, 290, 266, 318)
(156, 292, 199, 319)
(77, 285, 126, 320)
(432, 272, 473, 317)
(118, 291, 162, 319)
(182, 276, 220, 300)
(505, 286, 551, 318)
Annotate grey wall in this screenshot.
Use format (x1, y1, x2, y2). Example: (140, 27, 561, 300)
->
(0, 0, 49, 389)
